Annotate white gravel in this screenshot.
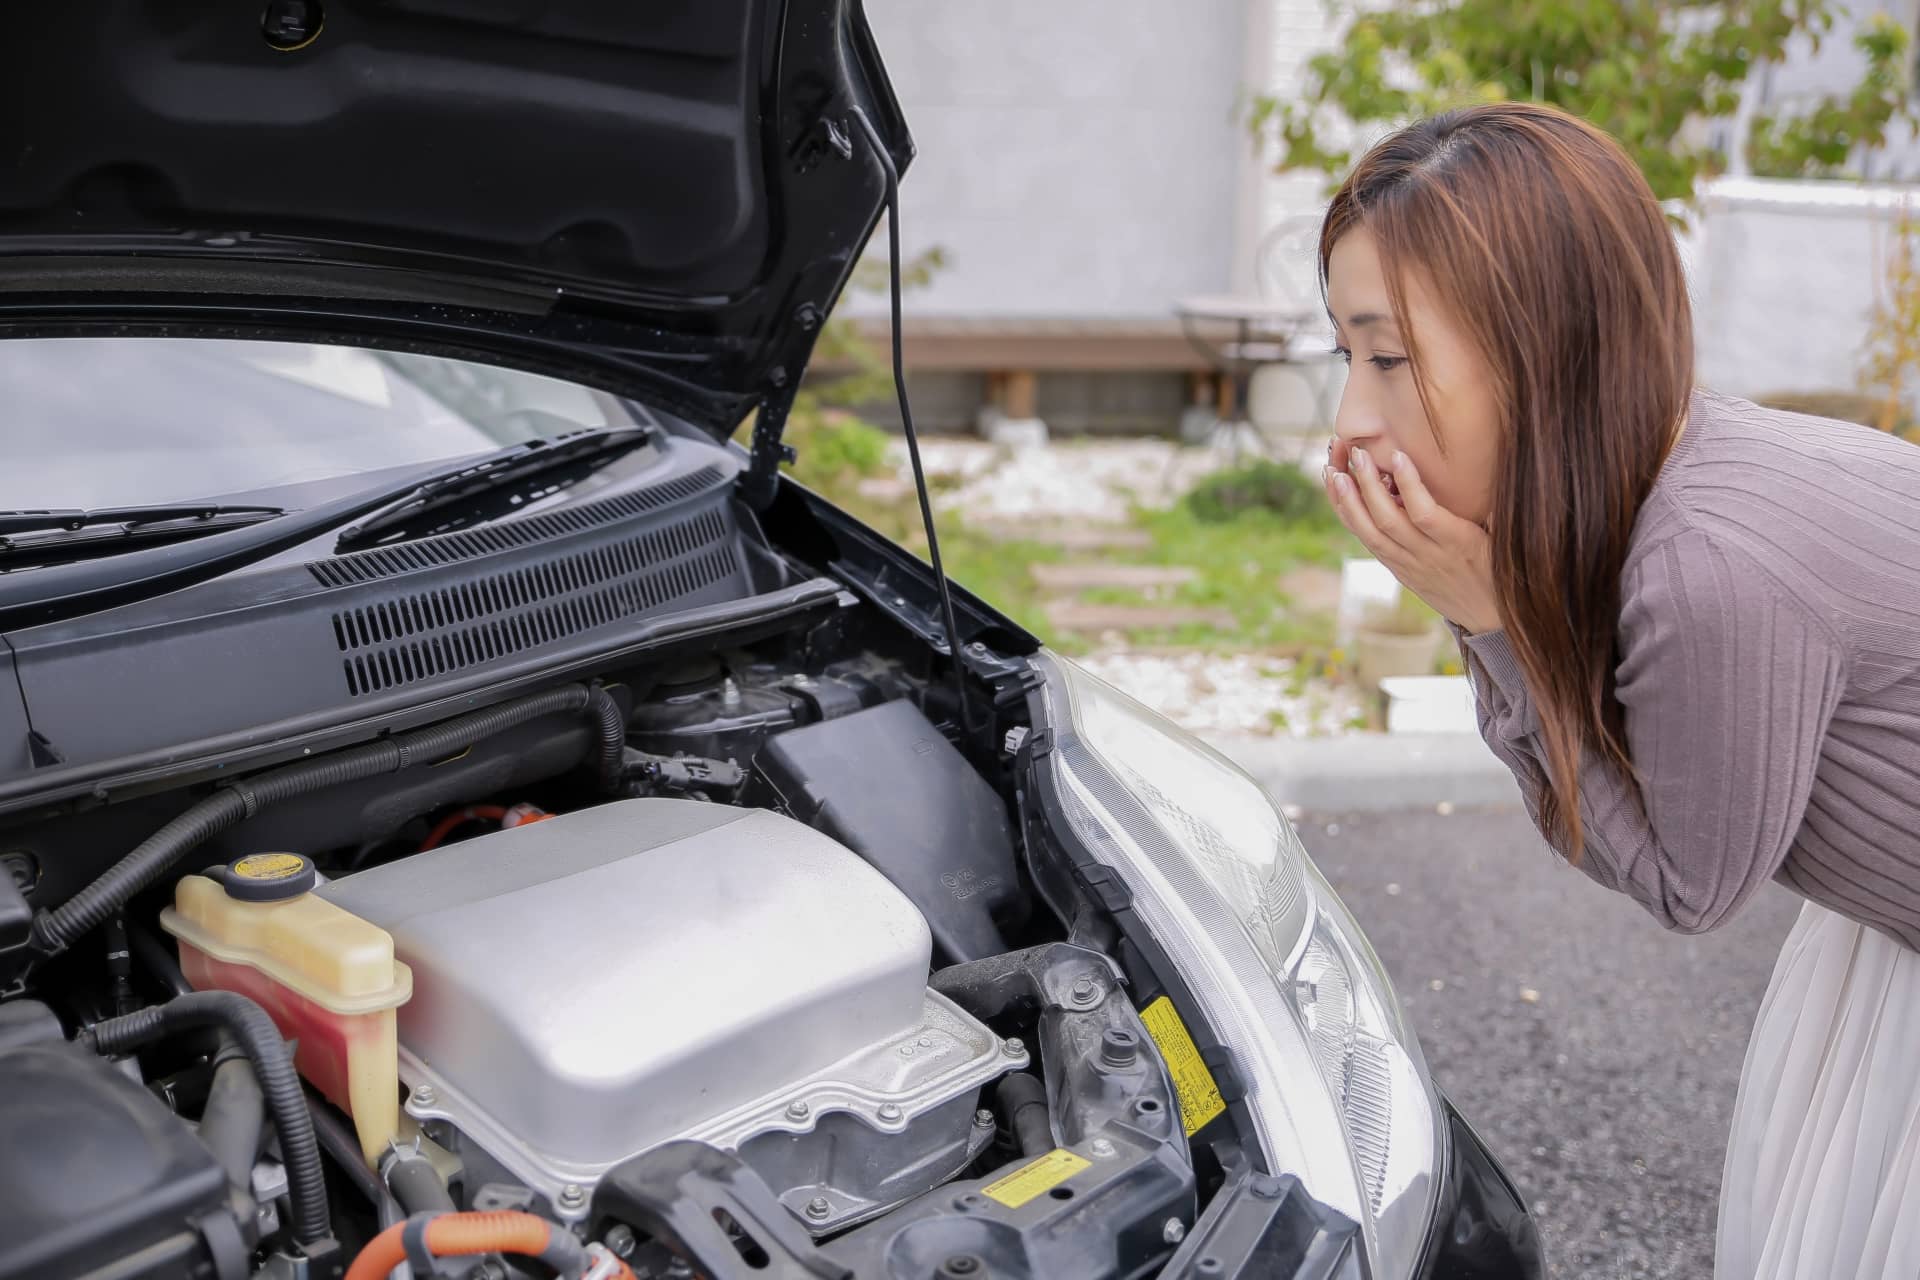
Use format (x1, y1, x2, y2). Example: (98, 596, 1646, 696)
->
(1070, 650, 1367, 738)
(903, 437, 1310, 526)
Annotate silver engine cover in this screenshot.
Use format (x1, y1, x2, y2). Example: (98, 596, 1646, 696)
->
(322, 798, 1018, 1224)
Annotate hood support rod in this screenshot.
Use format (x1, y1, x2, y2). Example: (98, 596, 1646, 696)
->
(849, 107, 975, 743)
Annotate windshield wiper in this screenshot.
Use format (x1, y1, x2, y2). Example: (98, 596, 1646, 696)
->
(0, 426, 658, 631)
(333, 425, 654, 550)
(0, 504, 285, 566)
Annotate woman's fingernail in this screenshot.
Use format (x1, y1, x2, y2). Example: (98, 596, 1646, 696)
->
(1392, 450, 1409, 470)
(1349, 448, 1367, 472)
(1333, 473, 1352, 494)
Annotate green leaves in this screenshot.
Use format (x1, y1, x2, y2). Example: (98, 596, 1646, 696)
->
(1251, 0, 1913, 204)
(1746, 15, 1913, 179)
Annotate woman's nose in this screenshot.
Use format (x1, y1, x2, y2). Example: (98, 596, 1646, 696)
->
(1332, 381, 1382, 452)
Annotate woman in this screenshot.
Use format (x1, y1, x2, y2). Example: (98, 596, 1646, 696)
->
(1317, 101, 1920, 1279)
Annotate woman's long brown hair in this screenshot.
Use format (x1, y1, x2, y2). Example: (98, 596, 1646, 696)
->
(1319, 103, 1693, 860)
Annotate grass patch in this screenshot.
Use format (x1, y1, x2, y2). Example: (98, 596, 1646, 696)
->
(1115, 501, 1362, 650)
(777, 427, 1365, 662)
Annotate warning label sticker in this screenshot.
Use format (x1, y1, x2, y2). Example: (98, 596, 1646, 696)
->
(981, 1149, 1092, 1209)
(1140, 995, 1227, 1136)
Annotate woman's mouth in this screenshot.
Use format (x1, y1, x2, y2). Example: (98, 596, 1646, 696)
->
(1382, 470, 1403, 505)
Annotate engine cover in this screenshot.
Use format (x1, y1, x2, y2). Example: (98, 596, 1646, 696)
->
(321, 798, 1017, 1216)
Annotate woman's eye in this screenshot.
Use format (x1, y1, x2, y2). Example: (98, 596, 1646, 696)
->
(1368, 354, 1407, 373)
(1330, 345, 1352, 365)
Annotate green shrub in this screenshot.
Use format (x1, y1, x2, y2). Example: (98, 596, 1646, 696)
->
(781, 410, 892, 492)
(1182, 460, 1333, 526)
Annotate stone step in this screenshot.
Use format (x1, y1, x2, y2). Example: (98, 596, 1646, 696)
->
(1044, 602, 1239, 633)
(1028, 563, 1199, 591)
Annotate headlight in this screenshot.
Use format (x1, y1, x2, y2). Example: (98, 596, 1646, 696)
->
(1033, 653, 1443, 1277)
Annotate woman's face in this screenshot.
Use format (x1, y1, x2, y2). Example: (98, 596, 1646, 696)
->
(1325, 226, 1502, 527)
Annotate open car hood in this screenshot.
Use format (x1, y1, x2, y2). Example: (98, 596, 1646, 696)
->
(0, 1, 908, 442)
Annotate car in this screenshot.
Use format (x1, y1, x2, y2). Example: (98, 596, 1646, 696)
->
(0, 4, 1542, 1279)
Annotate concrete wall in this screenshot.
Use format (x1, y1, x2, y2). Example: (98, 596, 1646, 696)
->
(1686, 177, 1914, 400)
(854, 0, 1250, 318)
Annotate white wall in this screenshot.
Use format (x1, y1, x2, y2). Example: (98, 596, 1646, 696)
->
(1687, 177, 1915, 399)
(855, 0, 1250, 318)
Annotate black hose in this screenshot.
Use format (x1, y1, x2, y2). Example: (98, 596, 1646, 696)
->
(307, 1096, 387, 1203)
(997, 1073, 1054, 1157)
(34, 683, 626, 956)
(200, 1040, 265, 1193)
(381, 1147, 485, 1277)
(130, 924, 192, 998)
(79, 991, 331, 1246)
(585, 683, 626, 794)
(382, 1149, 455, 1215)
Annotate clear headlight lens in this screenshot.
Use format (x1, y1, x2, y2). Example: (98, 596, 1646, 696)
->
(1036, 654, 1442, 1276)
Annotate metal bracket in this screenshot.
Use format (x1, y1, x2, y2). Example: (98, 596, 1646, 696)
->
(740, 380, 802, 512)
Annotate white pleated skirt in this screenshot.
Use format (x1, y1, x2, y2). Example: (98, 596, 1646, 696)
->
(1717, 900, 1920, 1279)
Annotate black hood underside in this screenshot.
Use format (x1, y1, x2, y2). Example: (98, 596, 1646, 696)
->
(0, 0, 910, 438)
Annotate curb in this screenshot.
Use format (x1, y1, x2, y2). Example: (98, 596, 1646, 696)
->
(1203, 731, 1524, 815)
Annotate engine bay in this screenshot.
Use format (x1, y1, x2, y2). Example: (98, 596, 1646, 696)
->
(0, 556, 1246, 1280)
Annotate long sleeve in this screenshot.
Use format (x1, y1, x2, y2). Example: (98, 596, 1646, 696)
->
(1456, 527, 1848, 934)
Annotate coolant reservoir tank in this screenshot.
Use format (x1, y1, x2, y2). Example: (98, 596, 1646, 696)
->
(160, 853, 412, 1164)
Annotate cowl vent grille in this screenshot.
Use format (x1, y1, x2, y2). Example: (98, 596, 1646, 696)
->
(309, 465, 727, 588)
(332, 507, 739, 696)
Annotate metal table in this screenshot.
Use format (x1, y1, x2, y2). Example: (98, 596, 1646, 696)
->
(1173, 294, 1326, 460)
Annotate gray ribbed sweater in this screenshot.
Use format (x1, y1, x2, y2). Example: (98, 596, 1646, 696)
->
(1462, 389, 1920, 949)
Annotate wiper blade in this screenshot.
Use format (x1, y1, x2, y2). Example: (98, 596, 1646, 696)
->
(0, 427, 658, 631)
(334, 425, 654, 550)
(0, 504, 285, 565)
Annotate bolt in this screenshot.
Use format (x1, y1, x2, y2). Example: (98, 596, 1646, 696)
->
(937, 1257, 985, 1279)
(787, 1100, 812, 1122)
(1197, 1259, 1225, 1275)
(769, 365, 790, 389)
(967, 642, 988, 655)
(558, 1184, 587, 1211)
(1002, 1037, 1026, 1059)
(604, 1225, 636, 1259)
(795, 303, 823, 331)
(260, 0, 323, 50)
(1163, 1218, 1187, 1245)
(805, 1196, 832, 1220)
(1089, 1138, 1116, 1159)
(974, 1108, 997, 1128)
(1069, 977, 1100, 1005)
(878, 1102, 904, 1122)
(411, 1084, 437, 1107)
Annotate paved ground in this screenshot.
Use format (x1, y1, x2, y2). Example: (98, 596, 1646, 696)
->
(1296, 807, 1802, 1280)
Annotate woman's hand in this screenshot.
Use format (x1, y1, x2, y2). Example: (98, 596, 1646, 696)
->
(1323, 441, 1504, 636)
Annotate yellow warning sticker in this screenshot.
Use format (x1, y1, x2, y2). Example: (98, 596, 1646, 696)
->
(232, 853, 306, 881)
(1140, 995, 1227, 1136)
(981, 1149, 1091, 1209)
